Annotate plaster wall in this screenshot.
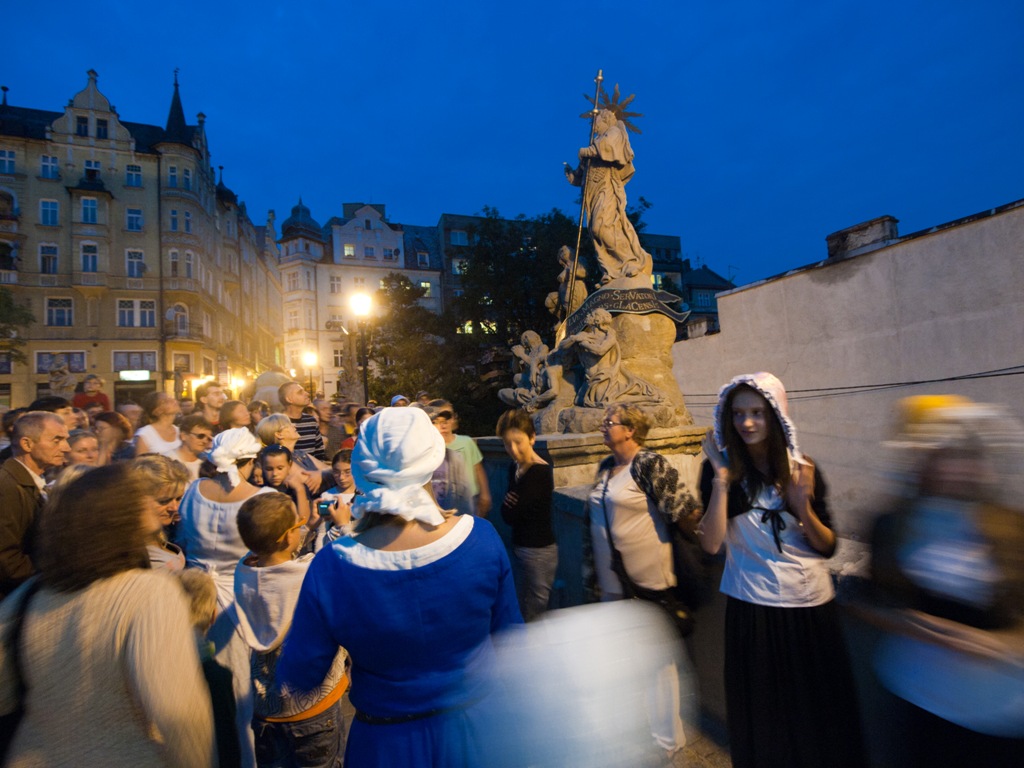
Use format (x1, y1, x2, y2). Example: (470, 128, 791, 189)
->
(672, 201, 1024, 537)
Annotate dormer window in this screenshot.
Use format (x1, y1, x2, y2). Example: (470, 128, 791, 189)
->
(365, 219, 371, 230)
(76, 116, 89, 137)
(96, 119, 108, 139)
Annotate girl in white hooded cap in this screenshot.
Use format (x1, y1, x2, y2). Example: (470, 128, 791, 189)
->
(698, 372, 866, 768)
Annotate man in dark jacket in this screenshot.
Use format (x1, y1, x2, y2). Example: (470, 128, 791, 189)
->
(0, 411, 70, 599)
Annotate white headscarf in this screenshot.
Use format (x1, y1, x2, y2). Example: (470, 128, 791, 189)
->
(208, 427, 262, 488)
(351, 407, 447, 525)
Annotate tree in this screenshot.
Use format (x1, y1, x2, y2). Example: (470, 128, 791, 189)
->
(366, 273, 472, 403)
(454, 206, 584, 349)
(0, 287, 34, 364)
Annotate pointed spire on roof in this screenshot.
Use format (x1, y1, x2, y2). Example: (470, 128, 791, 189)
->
(163, 68, 192, 145)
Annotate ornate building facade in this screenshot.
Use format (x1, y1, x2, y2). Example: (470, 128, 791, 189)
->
(0, 70, 283, 407)
(277, 200, 442, 400)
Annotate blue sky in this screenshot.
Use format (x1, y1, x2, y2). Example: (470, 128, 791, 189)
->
(7, 1, 1023, 284)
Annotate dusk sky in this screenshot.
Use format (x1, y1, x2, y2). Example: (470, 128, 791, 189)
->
(8, 1, 1023, 285)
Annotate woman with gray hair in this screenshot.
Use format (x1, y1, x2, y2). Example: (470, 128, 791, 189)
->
(276, 407, 521, 767)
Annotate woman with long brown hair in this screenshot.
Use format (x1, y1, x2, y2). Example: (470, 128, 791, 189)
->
(698, 372, 865, 768)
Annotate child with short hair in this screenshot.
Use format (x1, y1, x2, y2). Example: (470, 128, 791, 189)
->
(234, 493, 349, 767)
(257, 444, 312, 528)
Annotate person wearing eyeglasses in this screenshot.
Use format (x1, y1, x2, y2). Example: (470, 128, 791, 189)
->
(587, 402, 700, 761)
(166, 414, 216, 482)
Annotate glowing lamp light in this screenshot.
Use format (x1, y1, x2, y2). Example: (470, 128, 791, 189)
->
(349, 292, 372, 318)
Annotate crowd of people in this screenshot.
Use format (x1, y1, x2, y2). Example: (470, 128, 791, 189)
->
(0, 371, 1021, 767)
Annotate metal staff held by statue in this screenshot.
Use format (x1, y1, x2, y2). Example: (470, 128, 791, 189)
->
(556, 68, 603, 346)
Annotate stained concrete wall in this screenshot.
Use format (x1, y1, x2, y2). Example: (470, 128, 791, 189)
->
(672, 199, 1024, 537)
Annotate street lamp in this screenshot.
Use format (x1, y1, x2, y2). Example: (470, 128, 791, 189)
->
(301, 350, 318, 397)
(349, 291, 372, 405)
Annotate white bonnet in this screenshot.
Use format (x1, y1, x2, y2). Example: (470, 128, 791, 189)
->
(208, 427, 262, 487)
(351, 406, 447, 525)
(713, 372, 803, 462)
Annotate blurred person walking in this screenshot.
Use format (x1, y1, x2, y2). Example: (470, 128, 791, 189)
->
(0, 463, 214, 766)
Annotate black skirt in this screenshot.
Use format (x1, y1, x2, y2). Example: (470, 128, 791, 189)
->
(724, 597, 867, 768)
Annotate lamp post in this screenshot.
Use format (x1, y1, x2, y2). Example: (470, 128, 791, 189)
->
(349, 291, 372, 405)
(301, 351, 318, 398)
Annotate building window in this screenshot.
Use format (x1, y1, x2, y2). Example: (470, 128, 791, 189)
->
(169, 250, 179, 277)
(419, 281, 432, 297)
(383, 248, 395, 260)
(183, 168, 191, 190)
(417, 251, 429, 268)
(330, 275, 342, 294)
(74, 116, 88, 136)
(450, 230, 468, 246)
(35, 351, 85, 374)
(692, 288, 716, 309)
(286, 271, 299, 291)
(0, 150, 14, 174)
(126, 208, 143, 231)
(287, 309, 299, 330)
(126, 250, 145, 278)
(364, 218, 371, 230)
(652, 273, 664, 290)
(169, 209, 178, 231)
(117, 299, 155, 327)
(39, 245, 58, 274)
(168, 166, 177, 188)
(0, 353, 10, 375)
(81, 197, 97, 224)
(202, 312, 211, 338)
(171, 304, 188, 335)
(184, 251, 194, 278)
(95, 120, 108, 139)
(344, 244, 355, 258)
(184, 211, 192, 233)
(113, 351, 157, 371)
(353, 277, 366, 288)
(333, 349, 344, 367)
(84, 160, 101, 181)
(305, 271, 313, 290)
(46, 298, 73, 326)
(125, 164, 142, 187)
(39, 200, 59, 226)
(364, 247, 375, 259)
(80, 243, 98, 272)
(40, 155, 59, 179)
(452, 257, 467, 275)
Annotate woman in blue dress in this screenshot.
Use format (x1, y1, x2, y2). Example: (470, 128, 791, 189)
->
(276, 407, 522, 767)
